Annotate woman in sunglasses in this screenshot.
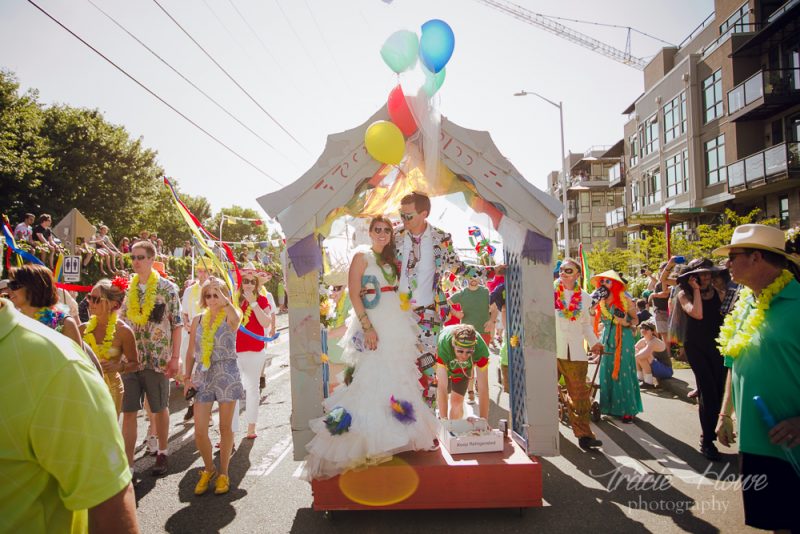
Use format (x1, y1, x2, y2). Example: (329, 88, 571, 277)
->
(591, 270, 642, 424)
(79, 278, 139, 415)
(235, 263, 276, 439)
(7, 264, 83, 347)
(184, 277, 244, 495)
(302, 216, 439, 480)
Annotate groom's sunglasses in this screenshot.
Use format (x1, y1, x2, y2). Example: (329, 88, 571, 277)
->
(400, 212, 417, 222)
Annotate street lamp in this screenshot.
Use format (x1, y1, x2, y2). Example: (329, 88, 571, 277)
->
(514, 90, 570, 256)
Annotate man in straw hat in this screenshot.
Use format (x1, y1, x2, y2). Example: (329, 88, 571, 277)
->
(713, 223, 800, 532)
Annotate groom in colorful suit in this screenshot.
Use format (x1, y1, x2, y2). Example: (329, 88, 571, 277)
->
(395, 191, 501, 406)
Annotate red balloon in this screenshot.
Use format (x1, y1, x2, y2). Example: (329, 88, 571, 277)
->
(387, 85, 418, 137)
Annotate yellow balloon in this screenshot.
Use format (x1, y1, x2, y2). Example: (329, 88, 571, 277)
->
(365, 120, 405, 165)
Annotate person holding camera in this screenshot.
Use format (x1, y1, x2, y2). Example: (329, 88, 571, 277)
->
(676, 258, 726, 461)
(591, 271, 641, 423)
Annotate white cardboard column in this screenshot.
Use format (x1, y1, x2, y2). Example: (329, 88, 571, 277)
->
(521, 258, 559, 456)
(285, 237, 325, 460)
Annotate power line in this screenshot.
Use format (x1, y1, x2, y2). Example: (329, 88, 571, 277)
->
(85, 0, 296, 167)
(25, 0, 284, 187)
(151, 0, 308, 153)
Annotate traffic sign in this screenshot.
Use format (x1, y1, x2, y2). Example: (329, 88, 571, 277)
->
(63, 255, 81, 282)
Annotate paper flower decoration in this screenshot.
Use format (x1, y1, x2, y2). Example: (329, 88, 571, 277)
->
(324, 407, 352, 436)
(390, 396, 416, 424)
(509, 335, 520, 348)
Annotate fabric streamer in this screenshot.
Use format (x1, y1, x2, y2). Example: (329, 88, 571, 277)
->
(236, 327, 280, 343)
(163, 177, 240, 294)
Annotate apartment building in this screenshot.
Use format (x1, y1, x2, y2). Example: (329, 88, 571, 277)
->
(618, 0, 800, 241)
(548, 144, 626, 257)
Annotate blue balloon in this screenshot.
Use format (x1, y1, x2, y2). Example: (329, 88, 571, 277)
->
(419, 19, 454, 74)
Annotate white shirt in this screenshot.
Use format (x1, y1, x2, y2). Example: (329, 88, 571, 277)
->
(181, 282, 203, 321)
(554, 289, 599, 362)
(398, 225, 435, 307)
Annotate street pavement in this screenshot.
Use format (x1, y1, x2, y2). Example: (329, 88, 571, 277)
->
(131, 322, 756, 533)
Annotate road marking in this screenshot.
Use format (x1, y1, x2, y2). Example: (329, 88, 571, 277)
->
(246, 435, 293, 477)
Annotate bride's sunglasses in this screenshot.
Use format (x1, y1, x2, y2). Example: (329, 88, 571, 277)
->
(372, 227, 392, 235)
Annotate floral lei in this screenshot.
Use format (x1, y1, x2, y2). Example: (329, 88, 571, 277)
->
(717, 269, 793, 359)
(34, 307, 64, 329)
(126, 269, 159, 326)
(200, 310, 226, 369)
(83, 312, 118, 361)
(554, 280, 583, 321)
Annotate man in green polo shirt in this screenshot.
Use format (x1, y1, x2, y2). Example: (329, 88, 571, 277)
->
(714, 224, 800, 532)
(0, 298, 138, 533)
(435, 324, 490, 421)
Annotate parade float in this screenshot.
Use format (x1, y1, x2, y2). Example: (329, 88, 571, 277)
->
(257, 19, 562, 513)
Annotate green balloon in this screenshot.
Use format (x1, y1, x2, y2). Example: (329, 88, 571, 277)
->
(423, 66, 446, 96)
(380, 30, 419, 74)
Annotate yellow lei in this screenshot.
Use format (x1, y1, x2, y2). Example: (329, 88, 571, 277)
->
(599, 297, 629, 322)
(200, 310, 226, 369)
(717, 269, 793, 359)
(126, 269, 159, 326)
(83, 312, 118, 360)
(236, 291, 254, 326)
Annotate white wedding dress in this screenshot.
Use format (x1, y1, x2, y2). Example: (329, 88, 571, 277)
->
(303, 247, 440, 480)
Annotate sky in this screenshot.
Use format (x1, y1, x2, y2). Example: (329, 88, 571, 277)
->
(0, 0, 714, 247)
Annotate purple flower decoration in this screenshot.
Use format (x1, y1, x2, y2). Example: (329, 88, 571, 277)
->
(390, 395, 416, 424)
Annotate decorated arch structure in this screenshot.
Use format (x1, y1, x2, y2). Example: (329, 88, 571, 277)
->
(258, 106, 563, 460)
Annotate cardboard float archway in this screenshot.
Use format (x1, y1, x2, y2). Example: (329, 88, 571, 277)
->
(258, 107, 564, 459)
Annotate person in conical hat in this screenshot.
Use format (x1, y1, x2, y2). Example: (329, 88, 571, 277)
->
(591, 270, 642, 424)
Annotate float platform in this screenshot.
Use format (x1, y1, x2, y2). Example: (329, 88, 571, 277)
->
(311, 437, 542, 511)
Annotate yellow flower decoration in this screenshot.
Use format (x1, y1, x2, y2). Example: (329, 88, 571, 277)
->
(83, 312, 118, 361)
(200, 310, 227, 369)
(509, 335, 519, 348)
(717, 269, 793, 359)
(399, 292, 411, 311)
(321, 353, 329, 363)
(126, 269, 159, 327)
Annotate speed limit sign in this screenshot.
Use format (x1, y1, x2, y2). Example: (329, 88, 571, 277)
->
(63, 255, 81, 282)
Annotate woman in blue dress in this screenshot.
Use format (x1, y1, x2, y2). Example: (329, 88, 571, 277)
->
(591, 271, 642, 423)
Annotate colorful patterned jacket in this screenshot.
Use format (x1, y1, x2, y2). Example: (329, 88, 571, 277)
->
(395, 224, 496, 324)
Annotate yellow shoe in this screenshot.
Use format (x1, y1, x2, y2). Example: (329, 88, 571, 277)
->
(214, 474, 230, 495)
(194, 469, 216, 495)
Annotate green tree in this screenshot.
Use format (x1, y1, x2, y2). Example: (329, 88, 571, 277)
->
(0, 70, 53, 218)
(208, 206, 271, 244)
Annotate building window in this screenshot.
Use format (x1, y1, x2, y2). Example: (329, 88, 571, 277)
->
(632, 181, 641, 213)
(682, 148, 690, 192)
(629, 133, 639, 167)
(580, 192, 590, 213)
(591, 192, 604, 207)
(663, 92, 686, 143)
(719, 3, 751, 36)
(705, 135, 726, 185)
(642, 115, 659, 156)
(779, 195, 789, 229)
(581, 223, 591, 239)
(643, 169, 661, 206)
(703, 70, 723, 123)
(592, 223, 607, 238)
(665, 154, 684, 197)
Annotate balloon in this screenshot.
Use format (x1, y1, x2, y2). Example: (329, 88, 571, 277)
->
(365, 121, 405, 165)
(387, 85, 418, 137)
(380, 30, 419, 74)
(422, 65, 446, 96)
(419, 19, 454, 74)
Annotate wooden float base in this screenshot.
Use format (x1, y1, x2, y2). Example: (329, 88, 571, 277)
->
(311, 437, 542, 511)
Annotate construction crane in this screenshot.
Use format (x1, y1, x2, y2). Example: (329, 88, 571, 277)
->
(474, 0, 660, 70)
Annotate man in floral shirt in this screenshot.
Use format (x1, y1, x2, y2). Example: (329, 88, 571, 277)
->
(120, 240, 183, 477)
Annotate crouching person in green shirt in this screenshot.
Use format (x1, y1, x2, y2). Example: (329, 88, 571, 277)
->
(0, 298, 138, 533)
(435, 324, 490, 421)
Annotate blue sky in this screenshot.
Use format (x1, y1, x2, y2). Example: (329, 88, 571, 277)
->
(1, 0, 713, 224)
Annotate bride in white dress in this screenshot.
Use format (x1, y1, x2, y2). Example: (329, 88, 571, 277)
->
(303, 216, 440, 480)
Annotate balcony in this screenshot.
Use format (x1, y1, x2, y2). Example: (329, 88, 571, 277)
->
(605, 206, 626, 230)
(608, 162, 624, 187)
(727, 68, 800, 121)
(726, 142, 800, 193)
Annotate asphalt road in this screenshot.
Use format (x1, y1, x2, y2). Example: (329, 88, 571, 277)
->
(131, 324, 756, 534)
